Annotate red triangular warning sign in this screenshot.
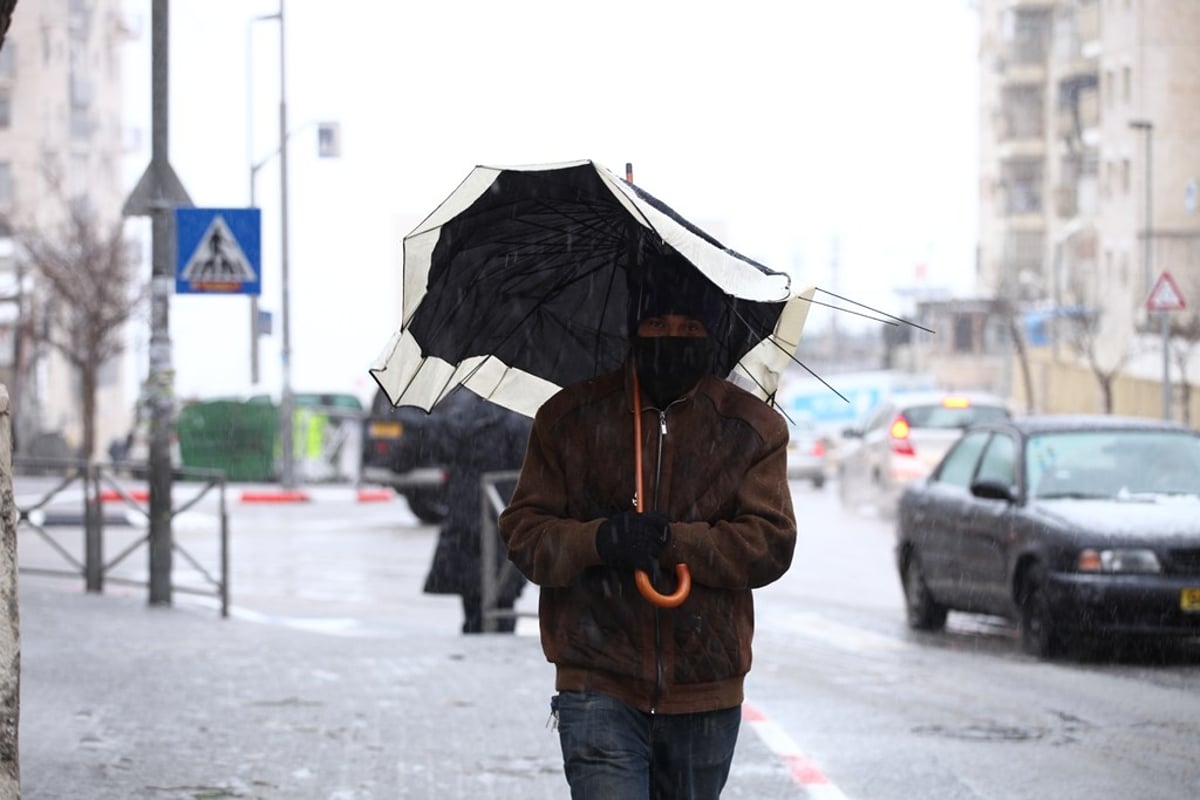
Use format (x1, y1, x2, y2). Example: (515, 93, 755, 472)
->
(1146, 271, 1187, 312)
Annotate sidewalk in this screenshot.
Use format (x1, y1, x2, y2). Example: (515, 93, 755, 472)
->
(19, 580, 562, 800)
(18, 580, 801, 799)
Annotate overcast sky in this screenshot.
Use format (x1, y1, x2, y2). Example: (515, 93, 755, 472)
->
(121, 0, 980, 404)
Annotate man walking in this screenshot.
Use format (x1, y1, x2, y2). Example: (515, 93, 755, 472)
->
(499, 252, 797, 798)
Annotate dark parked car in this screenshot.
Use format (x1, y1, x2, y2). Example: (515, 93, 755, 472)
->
(361, 386, 532, 524)
(360, 389, 452, 523)
(895, 415, 1200, 658)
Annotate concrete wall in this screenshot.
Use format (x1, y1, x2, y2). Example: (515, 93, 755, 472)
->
(0, 384, 19, 797)
(1011, 348, 1200, 425)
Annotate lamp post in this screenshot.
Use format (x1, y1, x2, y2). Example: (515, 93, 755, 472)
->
(277, 0, 296, 489)
(245, 2, 296, 487)
(1129, 119, 1168, 420)
(246, 11, 278, 387)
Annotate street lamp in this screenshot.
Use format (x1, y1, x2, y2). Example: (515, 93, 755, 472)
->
(1129, 120, 1153, 294)
(246, 11, 279, 387)
(1128, 118, 1168, 420)
(1128, 119, 1166, 422)
(245, 2, 296, 488)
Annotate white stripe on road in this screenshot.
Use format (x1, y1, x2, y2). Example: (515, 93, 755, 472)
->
(775, 611, 913, 653)
(743, 701, 850, 799)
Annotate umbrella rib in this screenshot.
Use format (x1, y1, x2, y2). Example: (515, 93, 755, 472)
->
(813, 288, 935, 334)
(725, 302, 851, 404)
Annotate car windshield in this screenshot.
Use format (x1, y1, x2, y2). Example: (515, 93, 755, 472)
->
(902, 403, 1009, 430)
(1028, 430, 1200, 499)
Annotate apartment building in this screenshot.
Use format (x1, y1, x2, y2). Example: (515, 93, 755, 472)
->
(978, 0, 1200, 416)
(0, 0, 134, 457)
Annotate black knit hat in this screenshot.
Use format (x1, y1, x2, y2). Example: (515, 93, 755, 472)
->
(626, 251, 726, 336)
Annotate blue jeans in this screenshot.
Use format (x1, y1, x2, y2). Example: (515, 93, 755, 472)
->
(554, 691, 741, 799)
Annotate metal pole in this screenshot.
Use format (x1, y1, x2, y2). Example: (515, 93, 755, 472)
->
(1147, 132, 1172, 421)
(278, 0, 295, 488)
(246, 19, 260, 386)
(480, 474, 496, 633)
(148, 0, 174, 606)
(84, 462, 103, 593)
(1130, 120, 1166, 420)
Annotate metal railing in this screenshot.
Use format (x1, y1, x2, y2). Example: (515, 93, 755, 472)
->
(13, 458, 231, 616)
(479, 469, 537, 633)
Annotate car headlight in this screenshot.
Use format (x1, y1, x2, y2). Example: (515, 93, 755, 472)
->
(1076, 548, 1162, 574)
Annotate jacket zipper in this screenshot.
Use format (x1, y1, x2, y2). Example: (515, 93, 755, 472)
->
(650, 407, 670, 713)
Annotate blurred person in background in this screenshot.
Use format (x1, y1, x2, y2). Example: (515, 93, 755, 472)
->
(423, 388, 532, 633)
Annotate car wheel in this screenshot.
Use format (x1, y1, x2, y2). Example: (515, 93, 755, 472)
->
(812, 474, 825, 490)
(402, 488, 449, 525)
(902, 553, 948, 631)
(1019, 566, 1063, 659)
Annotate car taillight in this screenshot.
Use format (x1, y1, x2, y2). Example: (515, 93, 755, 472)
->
(812, 439, 826, 457)
(889, 415, 915, 455)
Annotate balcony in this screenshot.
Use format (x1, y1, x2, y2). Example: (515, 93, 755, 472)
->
(997, 138, 1047, 161)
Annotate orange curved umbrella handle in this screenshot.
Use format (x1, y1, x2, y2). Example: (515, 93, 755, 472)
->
(629, 361, 691, 607)
(635, 564, 692, 608)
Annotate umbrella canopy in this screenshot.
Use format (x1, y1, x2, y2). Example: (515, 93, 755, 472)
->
(370, 160, 814, 417)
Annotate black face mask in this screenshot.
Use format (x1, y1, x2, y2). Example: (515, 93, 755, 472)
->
(631, 336, 715, 408)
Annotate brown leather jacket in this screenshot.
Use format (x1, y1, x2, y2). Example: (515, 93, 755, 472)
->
(498, 364, 796, 714)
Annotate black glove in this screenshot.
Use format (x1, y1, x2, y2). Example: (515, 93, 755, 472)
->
(595, 511, 670, 573)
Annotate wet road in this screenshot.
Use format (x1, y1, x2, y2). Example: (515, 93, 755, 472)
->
(16, 476, 1200, 798)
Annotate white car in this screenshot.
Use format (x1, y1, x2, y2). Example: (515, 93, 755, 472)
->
(838, 390, 1011, 515)
(785, 413, 828, 488)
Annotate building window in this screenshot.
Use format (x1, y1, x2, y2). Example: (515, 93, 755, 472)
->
(1122, 159, 1131, 194)
(1002, 159, 1044, 214)
(0, 90, 9, 129)
(1007, 230, 1045, 277)
(1104, 70, 1114, 107)
(954, 316, 975, 354)
(1002, 86, 1045, 140)
(1008, 9, 1051, 66)
(1120, 252, 1130, 286)
(1122, 66, 1132, 104)
(0, 162, 13, 209)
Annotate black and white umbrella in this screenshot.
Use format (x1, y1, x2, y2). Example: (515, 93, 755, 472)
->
(370, 159, 814, 417)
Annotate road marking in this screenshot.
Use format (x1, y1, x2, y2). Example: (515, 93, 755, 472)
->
(774, 611, 912, 653)
(743, 701, 850, 799)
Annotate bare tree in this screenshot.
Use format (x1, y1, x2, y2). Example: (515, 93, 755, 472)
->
(1059, 303, 1133, 415)
(1001, 298, 1036, 413)
(8, 200, 144, 460)
(1060, 266, 1142, 412)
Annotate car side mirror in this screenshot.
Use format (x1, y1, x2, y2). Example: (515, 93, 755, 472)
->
(970, 479, 1016, 503)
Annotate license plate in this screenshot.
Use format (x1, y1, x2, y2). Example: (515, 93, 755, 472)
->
(368, 421, 403, 439)
(1181, 588, 1200, 613)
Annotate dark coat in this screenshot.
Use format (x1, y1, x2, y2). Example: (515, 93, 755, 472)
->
(422, 388, 533, 601)
(498, 364, 796, 715)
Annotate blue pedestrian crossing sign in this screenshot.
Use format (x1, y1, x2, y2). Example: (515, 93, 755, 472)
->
(176, 208, 261, 295)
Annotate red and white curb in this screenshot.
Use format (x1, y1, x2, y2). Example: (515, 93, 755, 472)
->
(742, 702, 849, 799)
(93, 486, 398, 505)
